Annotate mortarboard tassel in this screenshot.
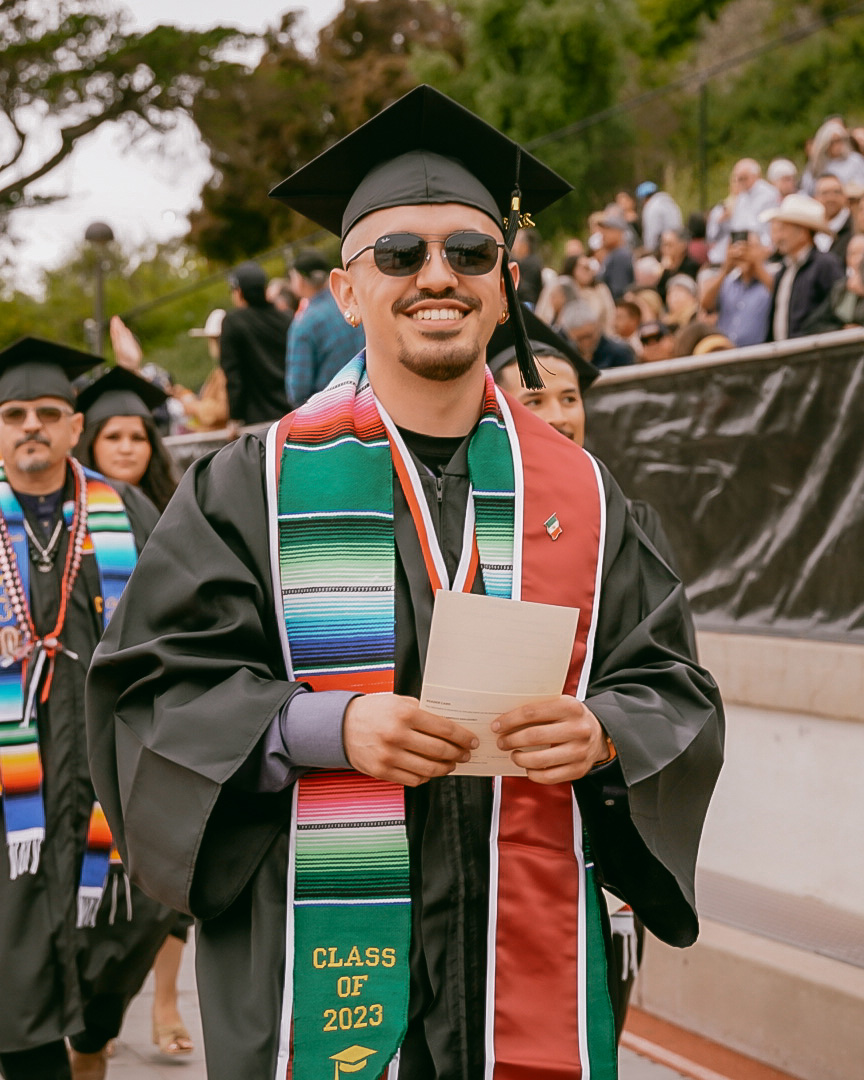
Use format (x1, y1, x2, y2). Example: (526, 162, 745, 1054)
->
(501, 252, 544, 390)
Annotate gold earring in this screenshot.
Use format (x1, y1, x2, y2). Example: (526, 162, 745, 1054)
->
(498, 306, 510, 325)
(344, 310, 359, 327)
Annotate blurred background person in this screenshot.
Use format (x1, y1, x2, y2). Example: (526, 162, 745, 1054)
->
(265, 277, 298, 316)
(613, 298, 644, 358)
(633, 254, 663, 289)
(177, 309, 231, 432)
(638, 320, 676, 363)
(761, 193, 844, 340)
(614, 188, 642, 244)
(686, 211, 709, 266)
(625, 286, 665, 325)
(221, 261, 291, 424)
(511, 227, 545, 306)
(801, 117, 864, 193)
(657, 228, 701, 301)
(701, 233, 775, 347)
(728, 159, 779, 246)
(596, 205, 635, 300)
(637, 180, 684, 253)
(663, 274, 700, 333)
(813, 173, 854, 262)
(534, 274, 578, 330)
(558, 299, 635, 369)
(285, 249, 365, 408)
(562, 253, 617, 331)
(803, 232, 864, 333)
(766, 158, 799, 199)
(674, 322, 734, 358)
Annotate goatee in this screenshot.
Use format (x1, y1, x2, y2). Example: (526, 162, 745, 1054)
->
(397, 342, 479, 382)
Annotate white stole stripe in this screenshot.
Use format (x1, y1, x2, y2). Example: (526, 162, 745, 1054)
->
(482, 391, 524, 1077)
(576, 452, 607, 700)
(376, 398, 477, 593)
(266, 421, 296, 684)
(573, 791, 591, 1079)
(267, 420, 299, 1080)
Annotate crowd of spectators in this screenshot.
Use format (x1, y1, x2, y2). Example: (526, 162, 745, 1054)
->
(129, 115, 864, 435)
(510, 115, 864, 369)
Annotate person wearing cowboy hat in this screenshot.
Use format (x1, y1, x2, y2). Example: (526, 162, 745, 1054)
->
(760, 192, 844, 341)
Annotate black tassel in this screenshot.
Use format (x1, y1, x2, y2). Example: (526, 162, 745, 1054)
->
(502, 254, 544, 389)
(504, 149, 522, 250)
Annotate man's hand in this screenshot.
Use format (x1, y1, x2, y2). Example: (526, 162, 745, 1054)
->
(343, 694, 478, 787)
(493, 697, 609, 785)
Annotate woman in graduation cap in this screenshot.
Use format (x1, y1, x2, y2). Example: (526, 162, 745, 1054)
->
(87, 86, 724, 1080)
(75, 367, 178, 513)
(74, 367, 192, 1060)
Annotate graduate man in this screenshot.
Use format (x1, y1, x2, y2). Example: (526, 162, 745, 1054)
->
(0, 340, 173, 1080)
(87, 87, 724, 1080)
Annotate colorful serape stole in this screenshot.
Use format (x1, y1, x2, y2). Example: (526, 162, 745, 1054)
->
(268, 354, 616, 1079)
(0, 464, 136, 923)
(0, 469, 47, 878)
(75, 468, 138, 926)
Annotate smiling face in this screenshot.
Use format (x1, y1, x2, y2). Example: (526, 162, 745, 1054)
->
(91, 415, 152, 486)
(498, 354, 586, 445)
(331, 202, 509, 385)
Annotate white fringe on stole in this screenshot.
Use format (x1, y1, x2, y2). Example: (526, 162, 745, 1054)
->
(7, 831, 42, 879)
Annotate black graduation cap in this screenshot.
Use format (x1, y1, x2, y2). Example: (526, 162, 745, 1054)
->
(487, 305, 600, 393)
(76, 366, 168, 428)
(269, 85, 571, 240)
(0, 337, 101, 406)
(269, 86, 573, 390)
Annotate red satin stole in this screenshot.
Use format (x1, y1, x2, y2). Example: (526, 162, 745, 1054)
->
(491, 396, 603, 1079)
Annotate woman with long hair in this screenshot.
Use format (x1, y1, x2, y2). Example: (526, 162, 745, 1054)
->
(75, 368, 178, 513)
(75, 367, 191, 1060)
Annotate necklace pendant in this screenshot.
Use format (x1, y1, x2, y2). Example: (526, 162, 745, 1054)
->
(36, 558, 53, 573)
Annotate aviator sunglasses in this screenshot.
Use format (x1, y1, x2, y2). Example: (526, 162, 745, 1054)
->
(0, 405, 74, 426)
(344, 231, 505, 277)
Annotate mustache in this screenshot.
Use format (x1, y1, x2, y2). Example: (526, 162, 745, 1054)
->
(392, 289, 480, 316)
(15, 434, 50, 449)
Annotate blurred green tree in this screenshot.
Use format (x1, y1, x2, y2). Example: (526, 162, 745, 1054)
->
(412, 0, 643, 240)
(0, 0, 247, 223)
(188, 0, 464, 262)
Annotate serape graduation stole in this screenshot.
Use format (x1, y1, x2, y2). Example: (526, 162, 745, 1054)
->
(0, 463, 136, 925)
(268, 354, 617, 1079)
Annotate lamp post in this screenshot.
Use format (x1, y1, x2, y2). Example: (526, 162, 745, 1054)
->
(84, 221, 115, 355)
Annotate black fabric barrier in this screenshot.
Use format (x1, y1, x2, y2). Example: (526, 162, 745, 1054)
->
(584, 335, 864, 643)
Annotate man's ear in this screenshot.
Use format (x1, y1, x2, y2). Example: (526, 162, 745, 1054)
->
(329, 267, 357, 319)
(506, 258, 520, 295)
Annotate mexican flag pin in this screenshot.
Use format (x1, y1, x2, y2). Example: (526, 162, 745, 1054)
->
(544, 512, 562, 540)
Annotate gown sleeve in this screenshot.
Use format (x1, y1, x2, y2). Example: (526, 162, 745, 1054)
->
(86, 435, 303, 918)
(577, 464, 724, 947)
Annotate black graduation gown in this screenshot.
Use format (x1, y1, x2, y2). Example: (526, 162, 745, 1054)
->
(0, 468, 173, 1054)
(86, 433, 724, 1080)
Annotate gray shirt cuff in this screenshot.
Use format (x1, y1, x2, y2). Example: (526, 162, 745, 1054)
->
(282, 688, 356, 768)
(234, 688, 358, 793)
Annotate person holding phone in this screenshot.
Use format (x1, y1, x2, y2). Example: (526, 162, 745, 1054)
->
(701, 231, 776, 346)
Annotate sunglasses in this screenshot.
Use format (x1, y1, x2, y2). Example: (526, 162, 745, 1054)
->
(344, 232, 504, 277)
(639, 333, 664, 345)
(0, 405, 74, 426)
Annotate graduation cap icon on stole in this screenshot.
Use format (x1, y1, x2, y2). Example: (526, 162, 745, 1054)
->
(330, 1045, 377, 1077)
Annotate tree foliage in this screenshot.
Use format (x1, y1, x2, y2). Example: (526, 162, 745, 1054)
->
(413, 0, 642, 237)
(0, 0, 247, 222)
(188, 0, 463, 263)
